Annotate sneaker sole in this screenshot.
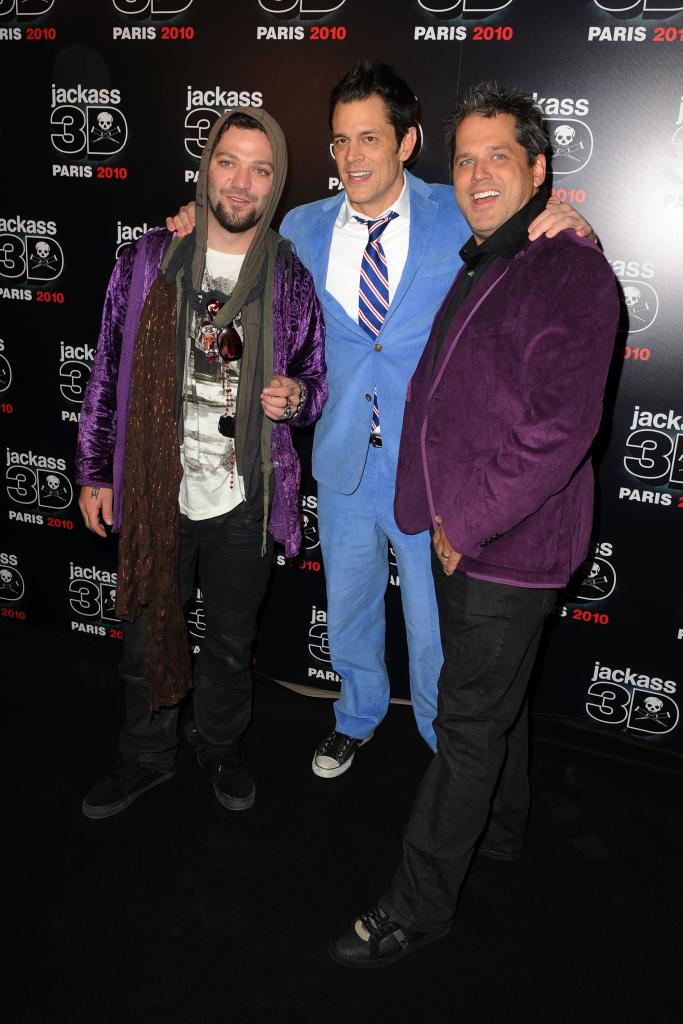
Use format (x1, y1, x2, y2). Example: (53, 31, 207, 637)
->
(311, 735, 373, 779)
(212, 782, 256, 811)
(81, 770, 175, 820)
(327, 926, 449, 969)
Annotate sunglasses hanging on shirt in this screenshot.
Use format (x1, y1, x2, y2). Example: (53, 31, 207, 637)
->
(195, 298, 243, 365)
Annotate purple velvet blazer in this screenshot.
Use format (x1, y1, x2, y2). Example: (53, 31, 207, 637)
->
(394, 230, 619, 588)
(75, 228, 327, 556)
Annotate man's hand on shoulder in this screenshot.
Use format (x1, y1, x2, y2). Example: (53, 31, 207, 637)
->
(78, 485, 113, 538)
(165, 202, 196, 236)
(528, 195, 596, 242)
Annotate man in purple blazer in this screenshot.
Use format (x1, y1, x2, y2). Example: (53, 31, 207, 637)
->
(329, 82, 619, 968)
(75, 109, 326, 820)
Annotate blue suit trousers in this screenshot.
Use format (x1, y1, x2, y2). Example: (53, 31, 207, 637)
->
(317, 444, 442, 750)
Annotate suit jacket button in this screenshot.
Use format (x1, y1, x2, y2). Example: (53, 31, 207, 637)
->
(365, 393, 372, 401)
(374, 343, 382, 352)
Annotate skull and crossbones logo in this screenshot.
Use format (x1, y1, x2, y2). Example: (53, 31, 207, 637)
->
(634, 695, 671, 725)
(581, 561, 609, 593)
(30, 240, 59, 271)
(301, 511, 319, 551)
(552, 125, 585, 161)
(101, 587, 118, 618)
(0, 568, 20, 595)
(91, 111, 121, 144)
(623, 286, 651, 324)
(40, 474, 68, 504)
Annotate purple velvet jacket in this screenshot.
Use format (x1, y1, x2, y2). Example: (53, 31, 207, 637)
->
(75, 228, 327, 556)
(395, 231, 619, 588)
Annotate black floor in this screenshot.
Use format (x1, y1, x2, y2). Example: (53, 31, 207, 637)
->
(7, 623, 683, 1024)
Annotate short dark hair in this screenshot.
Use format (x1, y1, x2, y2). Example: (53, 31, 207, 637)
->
(445, 81, 549, 167)
(212, 110, 266, 154)
(328, 60, 419, 148)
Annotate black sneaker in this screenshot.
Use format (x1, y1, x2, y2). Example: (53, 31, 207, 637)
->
(312, 730, 373, 779)
(329, 905, 449, 969)
(82, 759, 174, 820)
(192, 742, 255, 811)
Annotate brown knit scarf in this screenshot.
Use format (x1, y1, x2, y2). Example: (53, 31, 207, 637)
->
(115, 274, 192, 712)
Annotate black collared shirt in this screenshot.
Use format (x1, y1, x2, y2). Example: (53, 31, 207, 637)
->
(433, 189, 547, 360)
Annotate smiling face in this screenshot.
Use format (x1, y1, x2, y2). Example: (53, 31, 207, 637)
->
(331, 94, 417, 218)
(453, 112, 546, 244)
(207, 124, 274, 252)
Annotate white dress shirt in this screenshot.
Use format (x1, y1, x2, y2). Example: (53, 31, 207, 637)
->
(324, 176, 411, 320)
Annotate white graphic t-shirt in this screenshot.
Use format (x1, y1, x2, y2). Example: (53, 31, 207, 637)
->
(179, 249, 245, 520)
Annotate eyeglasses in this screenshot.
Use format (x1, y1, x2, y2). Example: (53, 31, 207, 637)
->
(197, 299, 243, 364)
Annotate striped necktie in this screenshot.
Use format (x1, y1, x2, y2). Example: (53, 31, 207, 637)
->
(355, 211, 398, 443)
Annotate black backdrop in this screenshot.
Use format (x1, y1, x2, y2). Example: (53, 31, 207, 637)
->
(1, 0, 681, 756)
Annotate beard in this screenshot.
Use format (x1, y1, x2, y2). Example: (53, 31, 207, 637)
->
(210, 195, 263, 235)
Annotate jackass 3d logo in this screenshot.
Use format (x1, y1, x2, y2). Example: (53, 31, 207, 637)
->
(622, 403, 683, 493)
(610, 259, 659, 335)
(256, 0, 346, 13)
(0, 0, 56, 24)
(0, 553, 24, 603)
(566, 542, 616, 602)
(5, 448, 73, 512)
(0, 215, 64, 296)
(533, 93, 593, 177)
(69, 560, 120, 633)
(184, 85, 264, 172)
(59, 339, 94, 420)
(587, 659, 679, 737)
(0, 338, 12, 395)
(592, 0, 683, 15)
(416, 0, 514, 13)
(50, 83, 128, 161)
(112, 0, 193, 13)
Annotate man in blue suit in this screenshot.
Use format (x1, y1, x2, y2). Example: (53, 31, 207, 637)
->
(280, 62, 593, 778)
(168, 63, 592, 776)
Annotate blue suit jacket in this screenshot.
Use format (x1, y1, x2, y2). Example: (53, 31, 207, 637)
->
(280, 171, 470, 494)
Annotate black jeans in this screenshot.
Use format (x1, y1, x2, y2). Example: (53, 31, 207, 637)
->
(382, 557, 556, 932)
(118, 503, 273, 771)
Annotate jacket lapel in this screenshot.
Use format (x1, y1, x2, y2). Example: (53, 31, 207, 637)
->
(381, 172, 438, 331)
(306, 193, 344, 296)
(428, 260, 511, 399)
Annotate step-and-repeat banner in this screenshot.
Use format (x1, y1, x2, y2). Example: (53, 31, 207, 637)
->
(1, 1, 682, 755)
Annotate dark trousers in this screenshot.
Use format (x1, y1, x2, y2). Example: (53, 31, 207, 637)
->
(118, 503, 273, 772)
(382, 557, 556, 932)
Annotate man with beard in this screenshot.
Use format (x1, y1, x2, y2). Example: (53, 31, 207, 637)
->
(329, 82, 618, 968)
(281, 63, 594, 778)
(76, 109, 326, 819)
(167, 64, 594, 779)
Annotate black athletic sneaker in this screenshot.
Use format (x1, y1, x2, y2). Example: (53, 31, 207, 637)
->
(312, 730, 373, 779)
(329, 905, 449, 969)
(82, 759, 174, 820)
(188, 730, 255, 811)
